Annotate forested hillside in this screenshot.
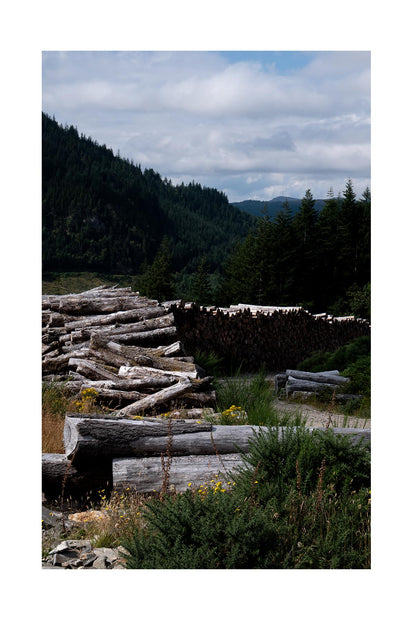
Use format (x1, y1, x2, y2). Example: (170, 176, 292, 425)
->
(42, 113, 370, 318)
(231, 196, 327, 218)
(42, 113, 254, 275)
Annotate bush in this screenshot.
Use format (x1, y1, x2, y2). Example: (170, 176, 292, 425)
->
(297, 336, 370, 374)
(121, 425, 371, 569)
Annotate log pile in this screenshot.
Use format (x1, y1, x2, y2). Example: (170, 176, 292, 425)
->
(275, 369, 362, 403)
(42, 285, 214, 417)
(171, 303, 370, 372)
(42, 414, 370, 498)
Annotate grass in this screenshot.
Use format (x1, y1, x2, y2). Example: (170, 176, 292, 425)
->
(42, 271, 135, 295)
(214, 369, 306, 427)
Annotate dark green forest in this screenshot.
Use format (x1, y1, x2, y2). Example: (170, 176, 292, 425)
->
(42, 113, 370, 318)
(42, 113, 254, 276)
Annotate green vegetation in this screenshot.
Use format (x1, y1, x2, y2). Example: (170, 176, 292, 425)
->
(218, 183, 370, 315)
(42, 113, 370, 311)
(42, 113, 253, 288)
(214, 369, 305, 427)
(121, 426, 370, 568)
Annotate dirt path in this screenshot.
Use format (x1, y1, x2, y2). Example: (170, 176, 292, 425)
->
(273, 398, 370, 429)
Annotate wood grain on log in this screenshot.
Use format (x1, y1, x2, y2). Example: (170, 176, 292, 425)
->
(286, 370, 350, 385)
(64, 416, 213, 461)
(113, 454, 244, 493)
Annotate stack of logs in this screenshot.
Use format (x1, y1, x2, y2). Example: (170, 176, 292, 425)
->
(42, 415, 370, 499)
(42, 285, 215, 418)
(275, 369, 361, 403)
(172, 304, 370, 372)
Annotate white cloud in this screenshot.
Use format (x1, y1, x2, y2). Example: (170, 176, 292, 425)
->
(42, 50, 370, 201)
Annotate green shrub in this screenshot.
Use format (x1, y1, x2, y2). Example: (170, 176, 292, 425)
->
(343, 355, 371, 396)
(121, 425, 370, 569)
(297, 336, 370, 373)
(122, 487, 280, 569)
(235, 426, 370, 506)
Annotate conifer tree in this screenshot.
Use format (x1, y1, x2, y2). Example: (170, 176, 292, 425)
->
(137, 237, 175, 301)
(190, 255, 213, 306)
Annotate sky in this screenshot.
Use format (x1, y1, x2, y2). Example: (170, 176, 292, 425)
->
(42, 50, 370, 203)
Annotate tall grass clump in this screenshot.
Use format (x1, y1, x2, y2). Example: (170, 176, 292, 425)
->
(42, 382, 70, 453)
(215, 369, 304, 426)
(121, 425, 370, 569)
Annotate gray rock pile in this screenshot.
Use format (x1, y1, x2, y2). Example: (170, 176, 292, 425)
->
(42, 539, 127, 569)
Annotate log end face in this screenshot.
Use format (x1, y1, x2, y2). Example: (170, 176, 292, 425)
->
(63, 415, 78, 459)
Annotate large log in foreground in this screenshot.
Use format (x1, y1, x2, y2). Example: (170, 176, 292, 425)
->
(65, 416, 371, 464)
(113, 454, 245, 493)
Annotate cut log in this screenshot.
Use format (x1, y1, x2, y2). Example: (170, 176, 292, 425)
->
(90, 334, 197, 376)
(114, 378, 193, 418)
(42, 348, 90, 374)
(286, 370, 350, 385)
(286, 377, 347, 395)
(58, 296, 157, 316)
(65, 418, 371, 464)
(113, 454, 245, 493)
(64, 416, 213, 461)
(112, 326, 177, 345)
(118, 365, 198, 381)
(42, 453, 112, 499)
(88, 334, 153, 369)
(64, 306, 167, 331)
(68, 359, 121, 382)
(78, 377, 177, 392)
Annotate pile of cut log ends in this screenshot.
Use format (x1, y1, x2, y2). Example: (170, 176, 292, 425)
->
(275, 369, 362, 403)
(42, 285, 214, 417)
(42, 414, 370, 499)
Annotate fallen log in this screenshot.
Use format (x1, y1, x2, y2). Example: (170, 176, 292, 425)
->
(118, 365, 198, 381)
(64, 417, 371, 462)
(68, 359, 121, 382)
(92, 337, 197, 375)
(286, 377, 348, 395)
(286, 369, 350, 385)
(64, 416, 213, 461)
(112, 325, 178, 345)
(64, 306, 167, 331)
(114, 378, 193, 418)
(113, 454, 245, 493)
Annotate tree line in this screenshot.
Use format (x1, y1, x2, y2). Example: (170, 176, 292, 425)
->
(42, 113, 370, 319)
(137, 182, 370, 320)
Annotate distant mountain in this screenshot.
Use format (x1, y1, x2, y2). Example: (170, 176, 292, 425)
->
(42, 113, 255, 275)
(231, 196, 327, 218)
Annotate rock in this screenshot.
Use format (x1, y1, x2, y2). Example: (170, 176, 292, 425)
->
(43, 539, 126, 569)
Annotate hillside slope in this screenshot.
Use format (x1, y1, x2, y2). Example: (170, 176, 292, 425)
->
(42, 113, 255, 275)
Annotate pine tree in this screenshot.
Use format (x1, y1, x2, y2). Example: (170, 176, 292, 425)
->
(190, 256, 213, 306)
(137, 237, 175, 301)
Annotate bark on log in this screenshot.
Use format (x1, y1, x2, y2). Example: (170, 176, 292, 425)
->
(286, 377, 352, 395)
(64, 306, 167, 331)
(78, 377, 177, 392)
(68, 359, 121, 382)
(64, 416, 213, 461)
(58, 296, 157, 316)
(112, 326, 177, 345)
(114, 378, 193, 418)
(100, 338, 196, 374)
(286, 369, 350, 385)
(42, 348, 90, 374)
(65, 417, 370, 464)
(113, 454, 245, 493)
(118, 365, 199, 381)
